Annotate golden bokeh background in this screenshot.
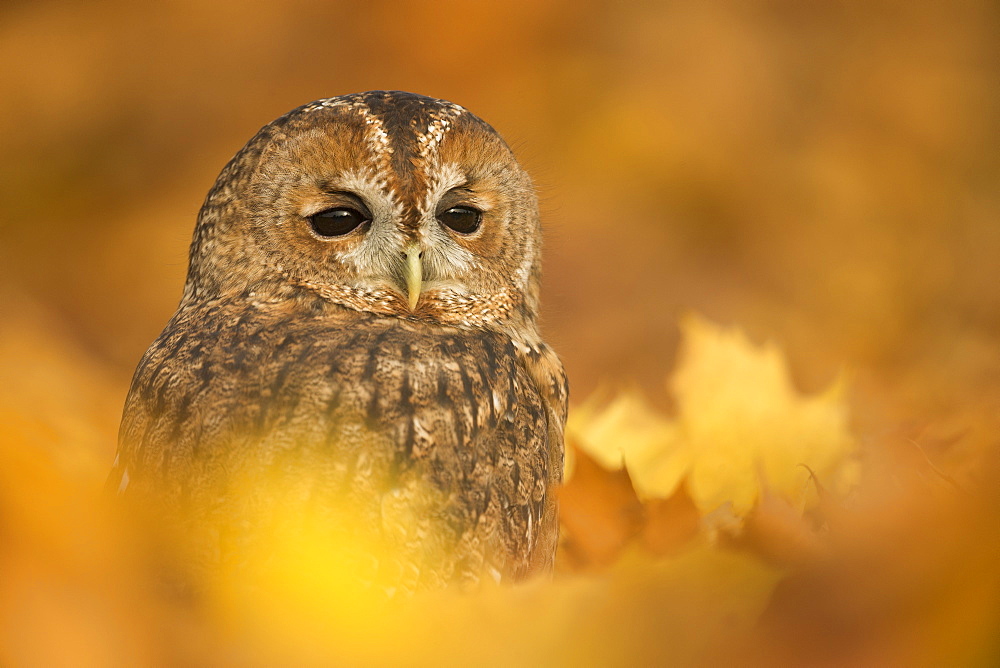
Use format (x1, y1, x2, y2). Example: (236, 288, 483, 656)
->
(2, 0, 999, 665)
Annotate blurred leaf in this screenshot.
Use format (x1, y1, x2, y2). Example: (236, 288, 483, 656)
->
(572, 314, 857, 516)
(639, 480, 701, 557)
(558, 445, 643, 570)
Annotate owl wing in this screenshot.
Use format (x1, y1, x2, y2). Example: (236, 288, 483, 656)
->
(513, 340, 568, 575)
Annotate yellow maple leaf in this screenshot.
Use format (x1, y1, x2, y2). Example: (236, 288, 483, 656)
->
(567, 389, 680, 474)
(572, 314, 857, 516)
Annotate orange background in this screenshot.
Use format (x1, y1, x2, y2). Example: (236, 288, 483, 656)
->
(2, 1, 999, 664)
(5, 0, 999, 423)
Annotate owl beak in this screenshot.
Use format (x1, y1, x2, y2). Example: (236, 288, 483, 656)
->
(404, 245, 422, 310)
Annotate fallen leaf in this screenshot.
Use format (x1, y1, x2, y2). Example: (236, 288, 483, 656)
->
(558, 444, 643, 570)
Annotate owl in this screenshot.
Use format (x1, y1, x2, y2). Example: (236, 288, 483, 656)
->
(107, 91, 567, 591)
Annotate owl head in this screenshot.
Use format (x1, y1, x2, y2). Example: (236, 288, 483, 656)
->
(183, 91, 543, 331)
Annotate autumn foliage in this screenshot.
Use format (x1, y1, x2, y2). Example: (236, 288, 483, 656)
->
(3, 1, 1000, 665)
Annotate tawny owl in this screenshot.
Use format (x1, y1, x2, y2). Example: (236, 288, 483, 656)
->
(107, 91, 567, 590)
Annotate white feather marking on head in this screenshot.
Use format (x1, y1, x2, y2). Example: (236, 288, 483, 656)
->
(414, 102, 466, 211)
(302, 95, 401, 211)
(411, 101, 475, 281)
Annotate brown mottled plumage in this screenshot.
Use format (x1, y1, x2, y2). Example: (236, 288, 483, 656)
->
(107, 91, 567, 589)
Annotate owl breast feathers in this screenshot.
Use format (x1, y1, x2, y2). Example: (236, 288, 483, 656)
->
(108, 91, 567, 590)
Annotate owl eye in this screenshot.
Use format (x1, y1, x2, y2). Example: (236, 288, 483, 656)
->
(309, 207, 369, 237)
(438, 206, 482, 234)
